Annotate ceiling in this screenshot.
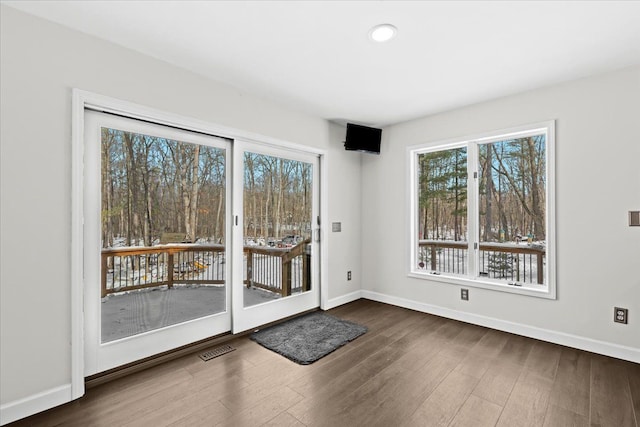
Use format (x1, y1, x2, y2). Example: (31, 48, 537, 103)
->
(4, 1, 640, 127)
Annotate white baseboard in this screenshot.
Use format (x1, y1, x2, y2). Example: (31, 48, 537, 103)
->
(324, 290, 363, 310)
(361, 290, 640, 364)
(0, 384, 72, 426)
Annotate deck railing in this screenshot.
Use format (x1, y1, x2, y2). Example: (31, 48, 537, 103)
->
(245, 238, 311, 297)
(101, 239, 311, 298)
(418, 240, 545, 284)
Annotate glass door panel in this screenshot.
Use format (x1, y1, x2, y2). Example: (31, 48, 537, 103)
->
(243, 152, 313, 307)
(232, 142, 320, 333)
(84, 111, 231, 375)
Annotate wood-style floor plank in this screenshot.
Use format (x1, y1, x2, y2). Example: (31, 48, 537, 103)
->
(403, 370, 479, 426)
(7, 300, 640, 427)
(471, 360, 523, 407)
(628, 361, 640, 426)
(449, 395, 503, 427)
(263, 411, 306, 427)
(524, 340, 562, 380)
(495, 370, 554, 427)
(549, 347, 590, 417)
(543, 404, 588, 427)
(590, 355, 637, 427)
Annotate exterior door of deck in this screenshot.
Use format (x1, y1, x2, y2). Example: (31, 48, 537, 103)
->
(83, 111, 232, 376)
(83, 111, 321, 376)
(231, 141, 320, 333)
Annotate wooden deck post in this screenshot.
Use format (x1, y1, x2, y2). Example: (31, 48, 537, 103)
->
(167, 252, 174, 289)
(246, 248, 253, 288)
(430, 246, 437, 271)
(101, 254, 108, 298)
(303, 250, 311, 291)
(282, 259, 292, 297)
(537, 253, 544, 284)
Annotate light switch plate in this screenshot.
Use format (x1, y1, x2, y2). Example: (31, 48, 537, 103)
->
(630, 211, 640, 226)
(332, 222, 342, 232)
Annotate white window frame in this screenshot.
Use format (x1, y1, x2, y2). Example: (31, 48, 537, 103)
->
(408, 121, 556, 299)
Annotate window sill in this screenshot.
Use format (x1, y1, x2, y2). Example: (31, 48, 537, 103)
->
(407, 271, 556, 300)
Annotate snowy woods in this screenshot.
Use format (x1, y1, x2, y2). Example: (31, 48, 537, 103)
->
(243, 152, 312, 243)
(101, 127, 226, 248)
(100, 127, 313, 249)
(418, 135, 546, 244)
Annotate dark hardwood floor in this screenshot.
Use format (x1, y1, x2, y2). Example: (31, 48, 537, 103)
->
(10, 300, 640, 426)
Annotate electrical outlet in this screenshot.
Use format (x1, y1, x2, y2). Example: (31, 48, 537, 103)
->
(614, 307, 628, 324)
(461, 288, 469, 301)
(347, 271, 352, 281)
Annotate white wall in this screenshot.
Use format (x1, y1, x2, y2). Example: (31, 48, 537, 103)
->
(326, 123, 363, 303)
(0, 5, 361, 415)
(362, 65, 640, 356)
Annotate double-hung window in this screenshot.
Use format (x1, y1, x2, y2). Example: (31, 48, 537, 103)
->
(409, 121, 556, 298)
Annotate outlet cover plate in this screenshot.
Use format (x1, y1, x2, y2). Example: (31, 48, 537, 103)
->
(461, 288, 469, 301)
(614, 307, 628, 324)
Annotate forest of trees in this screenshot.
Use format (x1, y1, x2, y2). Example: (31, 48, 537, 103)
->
(101, 128, 312, 249)
(243, 152, 312, 241)
(101, 128, 226, 248)
(418, 146, 468, 241)
(418, 135, 546, 243)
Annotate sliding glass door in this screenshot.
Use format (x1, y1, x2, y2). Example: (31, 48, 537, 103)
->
(232, 141, 320, 333)
(83, 110, 322, 375)
(84, 111, 231, 376)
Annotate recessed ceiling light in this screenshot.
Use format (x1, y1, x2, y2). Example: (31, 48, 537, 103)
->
(369, 24, 397, 42)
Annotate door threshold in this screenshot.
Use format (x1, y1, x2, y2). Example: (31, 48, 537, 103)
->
(85, 331, 238, 389)
(85, 307, 320, 389)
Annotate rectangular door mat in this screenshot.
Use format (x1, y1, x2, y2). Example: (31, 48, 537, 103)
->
(250, 312, 367, 365)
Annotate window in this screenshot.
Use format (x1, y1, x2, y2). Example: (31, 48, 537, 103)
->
(409, 121, 555, 298)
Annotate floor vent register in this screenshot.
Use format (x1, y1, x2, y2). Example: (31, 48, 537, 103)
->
(199, 344, 235, 362)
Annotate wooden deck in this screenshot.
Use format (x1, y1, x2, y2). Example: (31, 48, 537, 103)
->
(101, 286, 279, 342)
(9, 300, 640, 426)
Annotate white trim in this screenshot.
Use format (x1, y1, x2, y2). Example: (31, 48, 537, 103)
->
(406, 146, 418, 278)
(407, 272, 553, 299)
(70, 91, 85, 400)
(406, 120, 555, 153)
(319, 154, 330, 311)
(361, 290, 640, 363)
(0, 384, 72, 426)
(231, 138, 244, 333)
(545, 120, 557, 299)
(468, 142, 479, 278)
(79, 90, 325, 157)
(324, 290, 364, 310)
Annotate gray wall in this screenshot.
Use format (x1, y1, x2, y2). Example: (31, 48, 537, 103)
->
(362, 65, 640, 350)
(0, 6, 362, 406)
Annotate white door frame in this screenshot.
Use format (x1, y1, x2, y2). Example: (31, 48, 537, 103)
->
(71, 89, 329, 399)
